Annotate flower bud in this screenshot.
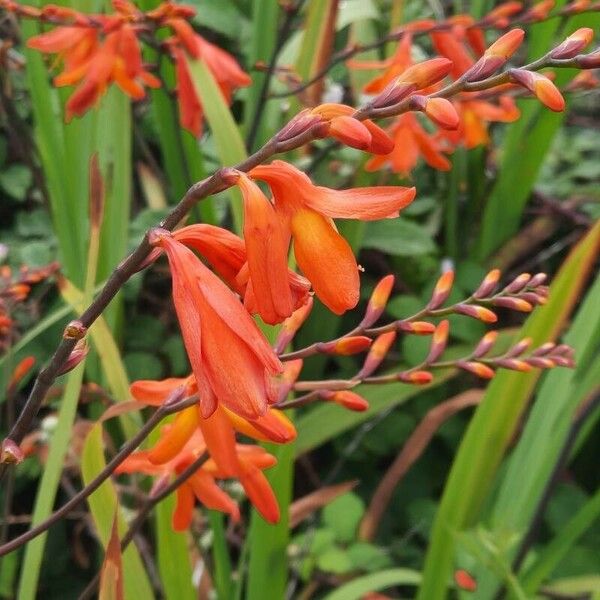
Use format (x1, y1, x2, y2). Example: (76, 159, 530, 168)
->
(321, 390, 369, 411)
(397, 58, 453, 90)
(504, 273, 531, 293)
(397, 321, 436, 335)
(57, 340, 89, 375)
(423, 98, 460, 130)
(63, 320, 87, 340)
(525, 356, 555, 369)
(277, 110, 324, 143)
(528, 273, 547, 288)
(458, 361, 495, 379)
(509, 69, 565, 112)
(473, 331, 498, 358)
(454, 304, 498, 323)
(465, 29, 525, 82)
(357, 331, 396, 378)
(275, 297, 313, 354)
(522, 0, 555, 22)
(474, 269, 501, 298)
(492, 297, 533, 312)
(482, 2, 523, 27)
(532, 342, 556, 356)
(426, 320, 449, 364)
(318, 336, 372, 356)
(428, 271, 454, 309)
(277, 359, 304, 402)
(505, 337, 532, 358)
(495, 358, 533, 372)
(397, 370, 433, 384)
(550, 27, 593, 59)
(455, 569, 478, 592)
(575, 48, 600, 69)
(1, 439, 24, 465)
(361, 275, 395, 327)
(8, 356, 35, 391)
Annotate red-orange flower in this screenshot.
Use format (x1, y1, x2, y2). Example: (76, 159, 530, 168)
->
(148, 229, 283, 420)
(170, 223, 310, 325)
(28, 21, 160, 120)
(245, 161, 415, 314)
(116, 377, 295, 528)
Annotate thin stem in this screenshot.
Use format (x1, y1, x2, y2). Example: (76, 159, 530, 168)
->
(0, 394, 198, 556)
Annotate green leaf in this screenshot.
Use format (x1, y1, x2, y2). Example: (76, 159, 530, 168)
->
(317, 547, 353, 574)
(347, 542, 392, 571)
(322, 569, 422, 600)
(323, 493, 365, 543)
(0, 164, 32, 200)
(363, 219, 436, 256)
(81, 425, 154, 599)
(417, 222, 600, 600)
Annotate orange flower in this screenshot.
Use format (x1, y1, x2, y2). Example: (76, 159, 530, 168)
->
(117, 377, 293, 528)
(171, 223, 310, 325)
(28, 21, 160, 120)
(169, 31, 251, 136)
(246, 161, 415, 314)
(148, 229, 283, 420)
(366, 113, 453, 174)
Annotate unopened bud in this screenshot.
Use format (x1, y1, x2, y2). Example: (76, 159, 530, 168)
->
(8, 356, 35, 391)
(482, 2, 523, 27)
(397, 321, 436, 335)
(458, 361, 495, 379)
(321, 390, 369, 412)
(474, 269, 501, 298)
(473, 331, 499, 358)
(357, 331, 397, 378)
(275, 297, 313, 354)
(57, 340, 89, 375)
(528, 272, 547, 287)
(277, 359, 304, 402)
(492, 297, 533, 312)
(465, 29, 525, 81)
(428, 271, 454, 309)
(532, 342, 556, 356)
(526, 356, 556, 369)
(550, 27, 593, 59)
(495, 358, 533, 372)
(319, 336, 372, 356)
(509, 69, 565, 112)
(398, 370, 433, 384)
(427, 320, 449, 364)
(505, 337, 532, 358)
(454, 304, 498, 323)
(396, 57, 453, 89)
(505, 273, 532, 293)
(575, 48, 600, 69)
(1, 439, 24, 465)
(277, 110, 324, 143)
(522, 0, 555, 22)
(411, 96, 460, 129)
(361, 275, 395, 327)
(520, 292, 547, 305)
(371, 81, 416, 109)
(63, 320, 87, 340)
(328, 116, 372, 151)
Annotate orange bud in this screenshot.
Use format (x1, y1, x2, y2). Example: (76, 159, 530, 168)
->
(398, 370, 433, 385)
(492, 297, 533, 312)
(551, 27, 594, 59)
(357, 331, 396, 378)
(454, 304, 498, 323)
(527, 356, 556, 368)
(576, 48, 600, 69)
(505, 337, 532, 358)
(509, 69, 565, 112)
(398, 321, 437, 335)
(474, 269, 501, 298)
(329, 116, 372, 151)
(427, 320, 449, 363)
(465, 29, 525, 81)
(275, 297, 314, 353)
(496, 358, 533, 372)
(424, 98, 459, 130)
(483, 2, 523, 27)
(397, 57, 453, 89)
(505, 273, 531, 293)
(361, 274, 395, 327)
(522, 0, 555, 22)
(473, 331, 498, 358)
(428, 271, 454, 309)
(322, 390, 369, 411)
(320, 336, 372, 356)
(459, 361, 495, 379)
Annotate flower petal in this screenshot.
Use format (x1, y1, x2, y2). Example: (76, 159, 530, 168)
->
(173, 482, 195, 531)
(291, 209, 359, 314)
(147, 405, 200, 465)
(189, 470, 240, 521)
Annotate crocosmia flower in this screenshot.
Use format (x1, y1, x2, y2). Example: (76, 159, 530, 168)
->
(148, 229, 283, 420)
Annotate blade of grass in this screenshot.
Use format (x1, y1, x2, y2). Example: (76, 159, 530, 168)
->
(155, 494, 195, 600)
(520, 487, 600, 594)
(207, 511, 233, 600)
(81, 424, 155, 599)
(246, 441, 295, 600)
(322, 568, 422, 600)
(416, 222, 600, 600)
(187, 57, 247, 232)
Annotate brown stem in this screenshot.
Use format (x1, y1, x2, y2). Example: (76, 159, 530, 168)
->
(358, 389, 483, 541)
